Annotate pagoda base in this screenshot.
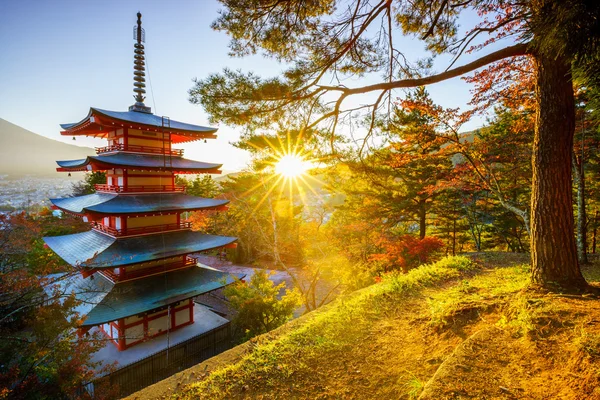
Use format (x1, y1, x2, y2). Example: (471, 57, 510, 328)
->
(91, 304, 228, 373)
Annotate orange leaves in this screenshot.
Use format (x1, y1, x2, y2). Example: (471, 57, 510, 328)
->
(369, 234, 444, 274)
(463, 56, 535, 114)
(189, 210, 216, 232)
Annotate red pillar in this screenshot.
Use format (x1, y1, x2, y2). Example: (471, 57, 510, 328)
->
(117, 319, 126, 351)
(170, 304, 176, 329)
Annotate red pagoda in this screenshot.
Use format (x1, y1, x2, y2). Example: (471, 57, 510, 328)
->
(44, 13, 237, 353)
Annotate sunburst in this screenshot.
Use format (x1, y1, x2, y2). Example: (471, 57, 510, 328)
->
(275, 153, 312, 179)
(240, 132, 325, 214)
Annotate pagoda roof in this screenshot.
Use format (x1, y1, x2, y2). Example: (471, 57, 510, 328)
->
(50, 193, 228, 215)
(43, 230, 237, 268)
(56, 152, 222, 173)
(61, 108, 217, 143)
(47, 265, 241, 326)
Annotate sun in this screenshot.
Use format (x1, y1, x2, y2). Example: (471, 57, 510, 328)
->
(275, 154, 311, 178)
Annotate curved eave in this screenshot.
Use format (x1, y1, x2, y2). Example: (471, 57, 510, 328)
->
(46, 266, 242, 327)
(55, 154, 223, 174)
(50, 193, 229, 216)
(43, 230, 237, 268)
(60, 108, 218, 143)
(81, 266, 240, 326)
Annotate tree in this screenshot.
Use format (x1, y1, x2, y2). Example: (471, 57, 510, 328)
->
(177, 174, 219, 198)
(0, 211, 112, 399)
(224, 270, 300, 340)
(71, 171, 106, 196)
(366, 87, 453, 239)
(191, 0, 600, 292)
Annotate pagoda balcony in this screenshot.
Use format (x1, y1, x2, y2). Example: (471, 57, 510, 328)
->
(100, 255, 198, 282)
(92, 221, 192, 237)
(95, 184, 185, 193)
(96, 143, 184, 156)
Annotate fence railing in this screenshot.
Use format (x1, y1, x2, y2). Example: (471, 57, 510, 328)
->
(94, 184, 185, 193)
(96, 143, 184, 156)
(89, 322, 231, 398)
(92, 222, 192, 237)
(100, 256, 198, 282)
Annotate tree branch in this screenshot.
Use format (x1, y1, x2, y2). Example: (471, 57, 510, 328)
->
(315, 43, 530, 95)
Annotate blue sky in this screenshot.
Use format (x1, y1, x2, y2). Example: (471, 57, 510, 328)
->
(0, 1, 498, 172)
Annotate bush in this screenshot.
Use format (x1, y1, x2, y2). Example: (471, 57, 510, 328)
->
(369, 235, 445, 273)
(224, 270, 301, 341)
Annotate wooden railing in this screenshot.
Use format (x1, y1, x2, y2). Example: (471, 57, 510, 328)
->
(94, 184, 185, 193)
(92, 222, 192, 237)
(96, 143, 184, 156)
(100, 256, 198, 282)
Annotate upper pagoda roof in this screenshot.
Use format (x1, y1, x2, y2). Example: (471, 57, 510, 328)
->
(55, 152, 222, 173)
(60, 108, 218, 143)
(46, 265, 241, 326)
(51, 192, 228, 215)
(43, 230, 237, 268)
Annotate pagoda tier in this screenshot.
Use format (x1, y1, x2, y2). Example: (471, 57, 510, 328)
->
(47, 265, 243, 350)
(50, 192, 228, 216)
(55, 153, 222, 174)
(61, 107, 217, 143)
(50, 266, 239, 327)
(43, 230, 236, 269)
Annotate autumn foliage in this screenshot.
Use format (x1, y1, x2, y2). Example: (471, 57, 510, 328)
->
(0, 210, 115, 399)
(369, 235, 444, 274)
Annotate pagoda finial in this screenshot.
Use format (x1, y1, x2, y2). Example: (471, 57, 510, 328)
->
(130, 12, 152, 113)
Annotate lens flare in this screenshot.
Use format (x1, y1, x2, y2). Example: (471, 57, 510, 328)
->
(275, 154, 310, 178)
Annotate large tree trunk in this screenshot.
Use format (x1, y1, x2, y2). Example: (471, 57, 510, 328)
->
(530, 53, 588, 291)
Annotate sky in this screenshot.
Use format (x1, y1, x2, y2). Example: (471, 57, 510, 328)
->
(0, 0, 500, 172)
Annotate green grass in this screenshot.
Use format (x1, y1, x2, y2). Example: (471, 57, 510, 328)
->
(159, 254, 600, 400)
(574, 326, 600, 357)
(426, 264, 530, 330)
(387, 256, 478, 293)
(402, 372, 425, 400)
(173, 256, 478, 399)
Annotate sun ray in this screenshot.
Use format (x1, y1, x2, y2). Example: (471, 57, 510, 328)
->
(252, 174, 285, 213)
(240, 172, 279, 198)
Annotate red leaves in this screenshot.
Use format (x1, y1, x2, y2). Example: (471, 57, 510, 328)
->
(463, 56, 535, 114)
(369, 235, 444, 273)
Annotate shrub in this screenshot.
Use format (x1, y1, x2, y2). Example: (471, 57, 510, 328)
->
(224, 270, 301, 341)
(369, 235, 444, 273)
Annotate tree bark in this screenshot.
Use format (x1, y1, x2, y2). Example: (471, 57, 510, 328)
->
(572, 152, 588, 264)
(530, 53, 588, 291)
(593, 210, 598, 254)
(452, 217, 456, 256)
(418, 199, 426, 239)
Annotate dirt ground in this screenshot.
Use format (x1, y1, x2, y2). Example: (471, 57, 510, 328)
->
(130, 254, 600, 400)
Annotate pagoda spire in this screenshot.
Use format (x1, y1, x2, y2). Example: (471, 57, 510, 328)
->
(129, 12, 152, 113)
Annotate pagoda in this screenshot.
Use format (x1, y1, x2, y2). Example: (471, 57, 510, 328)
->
(44, 13, 237, 352)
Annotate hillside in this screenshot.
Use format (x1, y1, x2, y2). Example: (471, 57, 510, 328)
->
(0, 118, 93, 177)
(129, 254, 600, 400)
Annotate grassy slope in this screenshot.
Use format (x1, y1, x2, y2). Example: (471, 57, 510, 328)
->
(130, 254, 600, 400)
